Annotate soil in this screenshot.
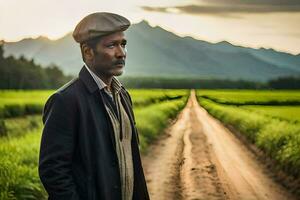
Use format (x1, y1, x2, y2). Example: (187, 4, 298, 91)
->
(141, 90, 298, 200)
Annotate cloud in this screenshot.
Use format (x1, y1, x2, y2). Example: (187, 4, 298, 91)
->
(141, 1, 300, 17)
(202, 0, 300, 6)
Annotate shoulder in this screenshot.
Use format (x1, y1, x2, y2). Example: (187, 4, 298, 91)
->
(53, 77, 90, 102)
(56, 77, 81, 96)
(57, 78, 78, 92)
(43, 78, 81, 123)
(44, 78, 82, 111)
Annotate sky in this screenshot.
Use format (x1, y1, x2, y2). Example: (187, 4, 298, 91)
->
(0, 0, 300, 55)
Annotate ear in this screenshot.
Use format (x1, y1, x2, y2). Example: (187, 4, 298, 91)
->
(81, 43, 94, 61)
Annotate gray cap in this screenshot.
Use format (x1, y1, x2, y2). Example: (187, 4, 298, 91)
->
(73, 12, 130, 43)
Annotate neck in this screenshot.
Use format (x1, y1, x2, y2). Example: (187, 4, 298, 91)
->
(85, 63, 113, 91)
(97, 74, 113, 91)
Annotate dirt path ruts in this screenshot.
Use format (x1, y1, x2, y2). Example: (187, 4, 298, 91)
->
(142, 90, 297, 200)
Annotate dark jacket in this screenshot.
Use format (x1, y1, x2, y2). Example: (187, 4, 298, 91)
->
(39, 66, 149, 200)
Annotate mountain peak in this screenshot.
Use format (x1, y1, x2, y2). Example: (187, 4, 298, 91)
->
(7, 36, 51, 44)
(135, 20, 151, 27)
(217, 41, 232, 46)
(36, 36, 50, 41)
(133, 20, 153, 30)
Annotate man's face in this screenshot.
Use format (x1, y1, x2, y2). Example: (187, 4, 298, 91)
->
(90, 31, 127, 77)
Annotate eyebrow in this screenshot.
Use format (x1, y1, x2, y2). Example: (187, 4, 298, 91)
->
(106, 39, 127, 44)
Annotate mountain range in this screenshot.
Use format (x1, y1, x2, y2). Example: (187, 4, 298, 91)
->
(3, 21, 300, 82)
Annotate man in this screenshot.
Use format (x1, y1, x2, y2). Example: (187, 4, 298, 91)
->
(38, 12, 150, 200)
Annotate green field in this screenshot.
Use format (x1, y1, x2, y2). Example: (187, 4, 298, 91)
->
(0, 89, 188, 107)
(0, 90, 53, 118)
(197, 89, 300, 122)
(197, 89, 300, 179)
(0, 90, 53, 106)
(0, 89, 188, 118)
(198, 89, 300, 105)
(0, 89, 188, 200)
(242, 105, 300, 122)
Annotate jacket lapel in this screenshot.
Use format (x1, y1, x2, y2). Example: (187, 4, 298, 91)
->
(79, 66, 117, 151)
(78, 66, 98, 94)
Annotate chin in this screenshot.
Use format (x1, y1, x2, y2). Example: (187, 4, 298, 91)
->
(113, 70, 124, 76)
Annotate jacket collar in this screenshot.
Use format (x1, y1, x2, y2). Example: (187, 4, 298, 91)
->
(79, 65, 124, 94)
(79, 66, 99, 93)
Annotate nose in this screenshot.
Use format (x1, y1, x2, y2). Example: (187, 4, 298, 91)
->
(116, 45, 126, 58)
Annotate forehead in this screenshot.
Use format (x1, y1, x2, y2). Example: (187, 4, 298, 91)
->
(100, 31, 126, 43)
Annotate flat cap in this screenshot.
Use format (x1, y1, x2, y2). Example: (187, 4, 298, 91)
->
(73, 12, 130, 43)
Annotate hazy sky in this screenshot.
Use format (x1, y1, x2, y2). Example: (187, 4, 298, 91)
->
(0, 0, 300, 54)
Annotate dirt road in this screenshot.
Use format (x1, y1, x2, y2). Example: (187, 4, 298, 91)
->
(142, 90, 297, 200)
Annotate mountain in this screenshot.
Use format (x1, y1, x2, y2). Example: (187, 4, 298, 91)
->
(3, 20, 300, 81)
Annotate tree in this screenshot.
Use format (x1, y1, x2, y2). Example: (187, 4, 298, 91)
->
(0, 46, 72, 89)
(268, 76, 300, 89)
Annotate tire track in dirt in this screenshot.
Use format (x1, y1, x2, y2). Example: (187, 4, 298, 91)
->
(142, 90, 226, 200)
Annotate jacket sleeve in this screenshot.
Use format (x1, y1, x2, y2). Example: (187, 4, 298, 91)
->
(39, 92, 80, 200)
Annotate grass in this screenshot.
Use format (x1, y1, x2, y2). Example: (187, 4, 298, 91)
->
(128, 89, 188, 107)
(0, 89, 188, 118)
(197, 92, 300, 178)
(0, 90, 53, 107)
(0, 90, 53, 118)
(2, 115, 42, 138)
(197, 89, 300, 105)
(135, 96, 188, 152)
(0, 129, 46, 200)
(241, 105, 300, 123)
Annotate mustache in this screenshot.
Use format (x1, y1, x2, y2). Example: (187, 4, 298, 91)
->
(114, 59, 125, 65)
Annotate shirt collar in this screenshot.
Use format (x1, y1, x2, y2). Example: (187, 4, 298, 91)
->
(84, 64, 122, 94)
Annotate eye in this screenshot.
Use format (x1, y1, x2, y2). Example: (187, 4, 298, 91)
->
(107, 43, 115, 49)
(121, 41, 127, 48)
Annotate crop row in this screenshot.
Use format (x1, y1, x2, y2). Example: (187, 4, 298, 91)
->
(241, 105, 300, 123)
(130, 89, 188, 107)
(197, 96, 300, 179)
(0, 116, 41, 137)
(197, 89, 300, 105)
(135, 96, 188, 152)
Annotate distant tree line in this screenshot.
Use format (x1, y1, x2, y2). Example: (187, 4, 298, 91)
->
(0, 44, 72, 89)
(119, 77, 264, 89)
(120, 76, 300, 89)
(1, 43, 299, 89)
(268, 76, 300, 89)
